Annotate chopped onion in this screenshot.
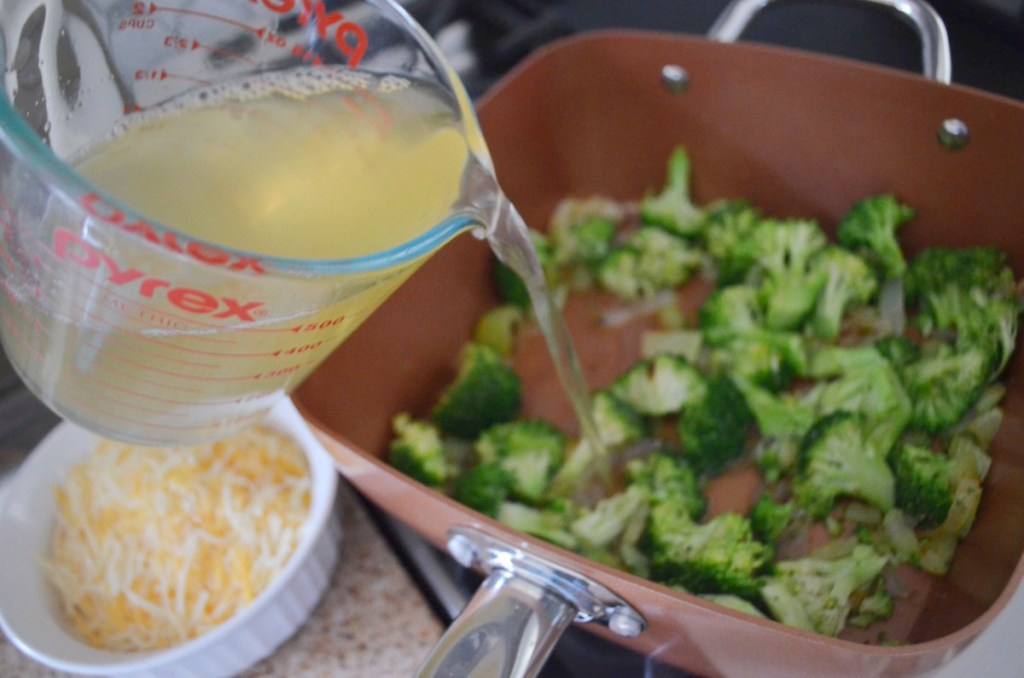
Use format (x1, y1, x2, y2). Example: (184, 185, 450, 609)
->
(878, 277, 906, 335)
(600, 289, 678, 327)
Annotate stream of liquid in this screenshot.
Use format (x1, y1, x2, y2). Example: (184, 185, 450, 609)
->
(476, 180, 610, 481)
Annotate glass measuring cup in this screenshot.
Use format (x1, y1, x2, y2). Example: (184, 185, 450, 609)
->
(0, 0, 506, 444)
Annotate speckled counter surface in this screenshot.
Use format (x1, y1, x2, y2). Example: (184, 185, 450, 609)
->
(0, 482, 446, 678)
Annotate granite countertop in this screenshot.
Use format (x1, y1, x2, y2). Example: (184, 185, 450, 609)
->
(0, 482, 446, 678)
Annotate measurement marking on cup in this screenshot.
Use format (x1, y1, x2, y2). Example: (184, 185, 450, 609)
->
(63, 292, 239, 356)
(75, 328, 223, 370)
(127, 1, 368, 67)
(83, 348, 238, 382)
(134, 69, 212, 87)
(71, 380, 193, 418)
(92, 380, 215, 407)
(64, 295, 252, 361)
(163, 35, 257, 65)
(117, 351, 294, 382)
(136, 3, 265, 38)
(91, 361, 207, 395)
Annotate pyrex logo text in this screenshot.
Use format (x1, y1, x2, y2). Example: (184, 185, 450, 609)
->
(54, 228, 266, 322)
(79, 193, 265, 274)
(252, 0, 367, 66)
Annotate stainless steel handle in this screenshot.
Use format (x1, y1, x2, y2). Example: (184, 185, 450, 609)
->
(415, 571, 576, 678)
(414, 526, 646, 678)
(707, 0, 952, 84)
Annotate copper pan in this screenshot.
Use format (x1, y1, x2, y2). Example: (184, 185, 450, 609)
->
(294, 1, 1024, 675)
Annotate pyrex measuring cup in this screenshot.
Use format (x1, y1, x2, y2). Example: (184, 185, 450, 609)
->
(0, 0, 502, 444)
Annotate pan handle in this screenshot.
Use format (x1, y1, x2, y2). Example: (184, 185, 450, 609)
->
(414, 526, 646, 678)
(707, 0, 952, 84)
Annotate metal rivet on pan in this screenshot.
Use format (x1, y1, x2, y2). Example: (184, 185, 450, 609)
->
(938, 118, 970, 150)
(661, 64, 690, 94)
(607, 606, 645, 637)
(446, 533, 477, 568)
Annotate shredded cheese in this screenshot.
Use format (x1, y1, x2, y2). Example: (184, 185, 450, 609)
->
(43, 426, 311, 652)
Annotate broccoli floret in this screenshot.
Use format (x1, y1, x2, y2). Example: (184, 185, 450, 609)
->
(835, 194, 915, 280)
(639, 146, 704, 236)
(809, 246, 878, 340)
(748, 491, 795, 546)
(492, 229, 554, 310)
(591, 390, 648, 448)
(794, 412, 895, 518)
(630, 227, 703, 288)
(891, 443, 955, 528)
(760, 543, 890, 637)
(699, 285, 809, 390)
(596, 246, 654, 300)
(496, 500, 580, 550)
(645, 504, 771, 599)
(475, 419, 566, 503)
(550, 215, 617, 269)
(885, 433, 991, 575)
(625, 452, 706, 520)
(678, 373, 754, 475)
(473, 305, 525, 357)
(714, 330, 808, 392)
(432, 343, 522, 439)
(805, 345, 912, 455)
(452, 462, 514, 517)
(595, 248, 644, 300)
(699, 285, 765, 346)
(734, 378, 817, 438)
(609, 353, 707, 417)
(570, 485, 650, 556)
(388, 414, 451, 487)
(902, 344, 990, 433)
(596, 227, 702, 299)
(958, 295, 1021, 377)
(753, 435, 801, 484)
(701, 200, 763, 284)
(807, 344, 885, 378)
(874, 335, 921, 370)
(905, 246, 1015, 323)
(848, 583, 895, 629)
(751, 219, 828, 331)
(905, 246, 1020, 374)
